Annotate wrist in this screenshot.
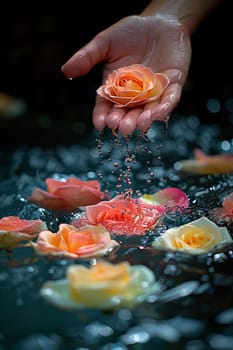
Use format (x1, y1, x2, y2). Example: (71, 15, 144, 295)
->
(141, 0, 222, 35)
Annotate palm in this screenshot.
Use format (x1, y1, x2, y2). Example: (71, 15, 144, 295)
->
(100, 15, 191, 83)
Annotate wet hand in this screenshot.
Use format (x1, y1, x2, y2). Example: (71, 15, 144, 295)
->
(62, 14, 191, 136)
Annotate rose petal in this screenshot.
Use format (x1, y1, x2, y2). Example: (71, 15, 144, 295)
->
(177, 148, 233, 174)
(140, 187, 189, 211)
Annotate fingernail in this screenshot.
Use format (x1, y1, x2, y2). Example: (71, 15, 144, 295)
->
(61, 66, 73, 80)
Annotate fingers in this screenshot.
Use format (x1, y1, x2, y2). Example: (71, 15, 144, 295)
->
(137, 82, 182, 132)
(92, 96, 112, 131)
(61, 32, 108, 79)
(93, 101, 142, 136)
(105, 108, 126, 132)
(118, 109, 142, 136)
(93, 82, 182, 136)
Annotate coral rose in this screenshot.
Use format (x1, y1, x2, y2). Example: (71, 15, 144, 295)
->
(40, 260, 159, 310)
(29, 223, 118, 259)
(152, 217, 233, 255)
(0, 216, 47, 249)
(72, 195, 165, 235)
(28, 177, 107, 211)
(97, 64, 169, 109)
(210, 192, 233, 223)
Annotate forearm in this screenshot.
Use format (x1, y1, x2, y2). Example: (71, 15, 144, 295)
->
(141, 0, 223, 35)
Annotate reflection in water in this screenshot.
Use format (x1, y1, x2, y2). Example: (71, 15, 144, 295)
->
(0, 114, 233, 349)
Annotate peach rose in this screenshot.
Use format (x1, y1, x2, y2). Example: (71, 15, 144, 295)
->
(40, 260, 159, 310)
(152, 217, 233, 255)
(0, 216, 47, 249)
(176, 148, 233, 174)
(29, 223, 118, 259)
(72, 195, 165, 235)
(97, 64, 169, 108)
(28, 177, 107, 211)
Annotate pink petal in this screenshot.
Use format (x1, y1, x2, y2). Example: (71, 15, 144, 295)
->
(141, 187, 189, 211)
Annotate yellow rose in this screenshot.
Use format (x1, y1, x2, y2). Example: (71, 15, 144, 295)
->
(68, 261, 130, 307)
(152, 217, 233, 255)
(40, 260, 158, 310)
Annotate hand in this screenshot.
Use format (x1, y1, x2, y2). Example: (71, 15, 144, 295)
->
(62, 14, 191, 136)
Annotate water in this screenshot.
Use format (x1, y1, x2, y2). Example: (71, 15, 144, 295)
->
(0, 114, 233, 350)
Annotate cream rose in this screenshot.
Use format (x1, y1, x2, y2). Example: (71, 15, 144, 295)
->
(152, 217, 233, 255)
(97, 64, 169, 109)
(40, 260, 159, 310)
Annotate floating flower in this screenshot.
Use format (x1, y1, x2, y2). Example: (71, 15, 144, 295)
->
(222, 192, 233, 217)
(0, 216, 47, 249)
(72, 195, 165, 235)
(28, 177, 107, 211)
(210, 192, 233, 222)
(29, 223, 118, 259)
(40, 260, 159, 310)
(140, 187, 189, 211)
(152, 217, 233, 255)
(97, 64, 169, 109)
(176, 148, 233, 174)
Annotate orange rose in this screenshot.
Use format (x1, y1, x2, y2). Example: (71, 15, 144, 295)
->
(97, 64, 169, 108)
(29, 223, 118, 259)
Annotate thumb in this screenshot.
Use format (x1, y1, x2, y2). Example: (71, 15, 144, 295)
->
(61, 32, 109, 79)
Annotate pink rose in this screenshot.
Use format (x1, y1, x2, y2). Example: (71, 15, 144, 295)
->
(28, 177, 107, 211)
(97, 64, 169, 109)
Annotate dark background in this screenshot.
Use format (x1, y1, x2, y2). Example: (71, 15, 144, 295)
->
(0, 0, 232, 146)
